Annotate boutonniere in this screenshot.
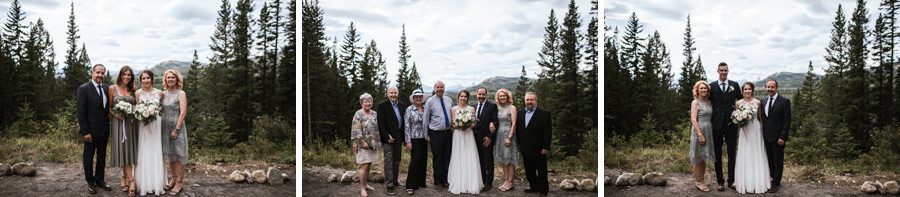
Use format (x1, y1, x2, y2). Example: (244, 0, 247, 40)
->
(724, 84, 734, 93)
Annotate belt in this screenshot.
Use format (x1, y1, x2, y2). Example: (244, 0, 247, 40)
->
(429, 129, 451, 133)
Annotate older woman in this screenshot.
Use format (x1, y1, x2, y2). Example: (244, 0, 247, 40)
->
(352, 93, 381, 197)
(161, 69, 189, 195)
(403, 89, 428, 195)
(493, 88, 518, 192)
(690, 80, 715, 192)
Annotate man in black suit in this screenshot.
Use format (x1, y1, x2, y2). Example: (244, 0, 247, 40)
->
(516, 92, 552, 195)
(473, 87, 499, 191)
(708, 62, 742, 191)
(76, 64, 113, 194)
(377, 85, 407, 195)
(761, 80, 791, 193)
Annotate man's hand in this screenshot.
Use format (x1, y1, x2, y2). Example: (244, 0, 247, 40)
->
(388, 135, 395, 144)
(489, 122, 496, 132)
(482, 137, 491, 147)
(540, 149, 549, 156)
(83, 134, 92, 143)
(777, 139, 785, 145)
(352, 146, 358, 154)
(406, 143, 412, 150)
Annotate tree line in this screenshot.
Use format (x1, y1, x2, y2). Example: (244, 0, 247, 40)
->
(302, 0, 598, 158)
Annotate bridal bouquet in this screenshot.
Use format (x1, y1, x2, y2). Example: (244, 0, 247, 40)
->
(112, 101, 134, 118)
(731, 104, 757, 128)
(134, 100, 161, 125)
(454, 109, 476, 129)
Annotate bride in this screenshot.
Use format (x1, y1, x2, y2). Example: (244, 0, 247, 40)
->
(733, 82, 771, 194)
(447, 90, 483, 194)
(134, 70, 166, 196)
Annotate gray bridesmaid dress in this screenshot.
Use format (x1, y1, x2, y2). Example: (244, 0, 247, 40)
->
(161, 90, 189, 164)
(110, 87, 139, 167)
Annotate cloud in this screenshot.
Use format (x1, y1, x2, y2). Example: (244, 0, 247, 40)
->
(164, 0, 214, 24)
(327, 7, 397, 27)
(101, 38, 119, 47)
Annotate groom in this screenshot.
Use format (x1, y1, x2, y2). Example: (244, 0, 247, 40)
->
(709, 62, 742, 191)
(761, 80, 791, 193)
(76, 64, 113, 194)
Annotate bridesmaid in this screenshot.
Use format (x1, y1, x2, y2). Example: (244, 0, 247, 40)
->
(161, 69, 190, 195)
(107, 66, 139, 196)
(493, 89, 519, 192)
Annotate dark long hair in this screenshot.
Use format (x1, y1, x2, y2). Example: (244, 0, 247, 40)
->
(116, 66, 136, 93)
(457, 90, 470, 105)
(139, 70, 154, 87)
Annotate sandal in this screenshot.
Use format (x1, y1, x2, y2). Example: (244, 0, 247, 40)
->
(406, 189, 414, 195)
(695, 183, 709, 192)
(121, 177, 128, 192)
(128, 180, 136, 197)
(168, 177, 183, 195)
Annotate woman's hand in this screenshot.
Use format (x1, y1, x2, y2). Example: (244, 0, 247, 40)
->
(115, 114, 124, 120)
(698, 135, 706, 145)
(170, 130, 178, 140)
(504, 137, 512, 147)
(361, 141, 369, 149)
(405, 143, 412, 150)
(352, 146, 358, 154)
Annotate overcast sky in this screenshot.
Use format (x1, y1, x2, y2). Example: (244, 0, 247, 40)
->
(604, 0, 881, 82)
(0, 0, 271, 74)
(319, 0, 594, 89)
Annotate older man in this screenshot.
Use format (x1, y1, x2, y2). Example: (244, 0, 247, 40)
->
(516, 92, 552, 195)
(377, 85, 408, 195)
(422, 81, 454, 189)
(77, 64, 113, 194)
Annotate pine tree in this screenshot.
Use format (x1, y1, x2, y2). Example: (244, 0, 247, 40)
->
(20, 19, 56, 120)
(302, 0, 345, 142)
(0, 28, 13, 128)
(821, 4, 850, 133)
(357, 40, 388, 101)
(278, 0, 295, 120)
(554, 0, 583, 156)
(255, 2, 279, 116)
(62, 1, 87, 97)
(340, 22, 361, 86)
(396, 24, 415, 101)
(228, 0, 256, 141)
(605, 25, 634, 137)
(202, 0, 233, 119)
(582, 0, 599, 128)
(879, 0, 897, 126)
(2, 0, 26, 66)
(534, 9, 560, 117)
(409, 62, 422, 92)
(185, 50, 202, 102)
(794, 61, 818, 128)
(515, 65, 531, 110)
(678, 15, 701, 108)
(847, 0, 872, 152)
(872, 13, 894, 129)
(620, 12, 645, 77)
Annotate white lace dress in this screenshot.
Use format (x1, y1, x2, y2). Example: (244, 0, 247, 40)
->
(447, 106, 483, 194)
(134, 88, 166, 195)
(734, 98, 771, 194)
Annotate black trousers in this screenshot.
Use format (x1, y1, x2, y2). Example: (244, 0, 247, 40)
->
(428, 129, 452, 185)
(474, 132, 494, 187)
(522, 154, 548, 193)
(764, 140, 785, 186)
(713, 125, 738, 184)
(83, 134, 109, 185)
(405, 139, 428, 190)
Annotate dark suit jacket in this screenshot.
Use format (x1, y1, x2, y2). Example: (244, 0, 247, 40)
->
(709, 80, 742, 131)
(760, 94, 791, 143)
(76, 82, 110, 137)
(473, 101, 499, 142)
(377, 99, 408, 144)
(516, 106, 552, 158)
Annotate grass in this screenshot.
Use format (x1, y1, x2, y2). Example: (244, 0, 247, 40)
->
(0, 137, 81, 163)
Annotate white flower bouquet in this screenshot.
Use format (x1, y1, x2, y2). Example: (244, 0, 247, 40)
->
(453, 109, 476, 130)
(730, 104, 756, 128)
(112, 101, 134, 118)
(134, 100, 161, 125)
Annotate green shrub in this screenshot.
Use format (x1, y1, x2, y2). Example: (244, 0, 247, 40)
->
(4, 102, 46, 138)
(190, 113, 235, 148)
(633, 113, 664, 146)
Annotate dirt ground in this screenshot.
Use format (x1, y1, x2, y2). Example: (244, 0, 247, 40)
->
(603, 169, 899, 196)
(0, 162, 295, 197)
(301, 165, 599, 197)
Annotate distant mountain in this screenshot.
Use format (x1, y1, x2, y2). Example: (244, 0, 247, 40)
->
(431, 76, 533, 100)
(752, 72, 819, 90)
(147, 60, 194, 78)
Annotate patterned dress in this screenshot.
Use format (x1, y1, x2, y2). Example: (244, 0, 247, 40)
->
(352, 109, 381, 164)
(110, 87, 139, 167)
(493, 104, 519, 166)
(161, 90, 189, 164)
(691, 99, 716, 164)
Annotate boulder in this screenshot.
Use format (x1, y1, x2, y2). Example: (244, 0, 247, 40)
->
(267, 167, 284, 185)
(340, 171, 356, 183)
(282, 173, 291, 183)
(642, 172, 667, 186)
(228, 171, 246, 183)
(0, 163, 11, 176)
(559, 179, 576, 190)
(243, 170, 253, 183)
(251, 170, 267, 183)
(11, 162, 35, 176)
(861, 181, 878, 193)
(615, 173, 641, 186)
(368, 171, 384, 183)
(883, 181, 899, 194)
(581, 179, 596, 191)
(327, 174, 338, 183)
(604, 175, 611, 185)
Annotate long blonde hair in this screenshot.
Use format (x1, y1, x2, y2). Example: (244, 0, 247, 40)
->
(162, 69, 183, 91)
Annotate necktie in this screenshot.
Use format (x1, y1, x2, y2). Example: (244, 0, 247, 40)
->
(721, 83, 726, 92)
(439, 97, 450, 128)
(477, 102, 483, 119)
(97, 85, 106, 108)
(767, 96, 774, 116)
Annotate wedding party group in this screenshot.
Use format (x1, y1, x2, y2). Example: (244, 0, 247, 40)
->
(689, 62, 792, 194)
(350, 81, 553, 196)
(77, 64, 190, 196)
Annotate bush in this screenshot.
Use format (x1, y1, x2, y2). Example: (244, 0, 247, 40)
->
(46, 99, 79, 142)
(189, 113, 235, 148)
(231, 115, 296, 164)
(633, 113, 664, 147)
(4, 102, 46, 138)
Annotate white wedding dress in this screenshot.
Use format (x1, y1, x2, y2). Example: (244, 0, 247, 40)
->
(447, 106, 483, 194)
(134, 88, 166, 195)
(734, 98, 771, 194)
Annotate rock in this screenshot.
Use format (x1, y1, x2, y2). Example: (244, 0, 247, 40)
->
(581, 179, 596, 191)
(368, 171, 384, 183)
(243, 170, 253, 183)
(861, 181, 879, 193)
(559, 179, 576, 190)
(192, 183, 201, 187)
(604, 175, 611, 185)
(0, 163, 11, 176)
(282, 173, 291, 183)
(267, 167, 284, 185)
(615, 173, 641, 186)
(327, 174, 338, 183)
(883, 181, 899, 194)
(642, 172, 667, 186)
(11, 162, 36, 176)
(340, 171, 356, 183)
(251, 170, 267, 183)
(228, 171, 246, 183)
(570, 179, 581, 190)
